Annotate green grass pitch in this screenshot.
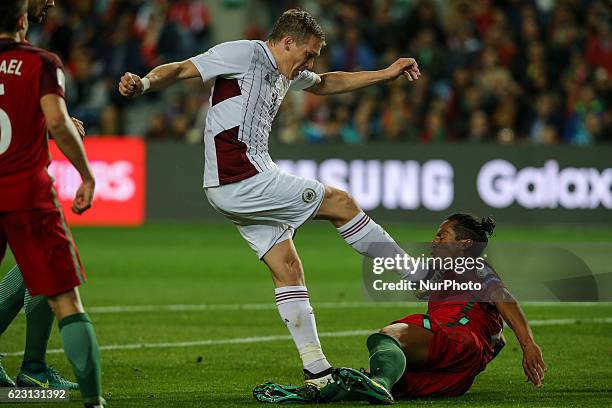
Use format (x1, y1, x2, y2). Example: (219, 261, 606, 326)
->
(0, 222, 611, 407)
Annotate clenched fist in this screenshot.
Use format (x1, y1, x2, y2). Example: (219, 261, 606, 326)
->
(385, 58, 421, 81)
(118, 72, 145, 97)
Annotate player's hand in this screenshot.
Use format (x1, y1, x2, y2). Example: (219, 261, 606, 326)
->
(72, 179, 95, 215)
(521, 341, 547, 387)
(119, 72, 144, 97)
(71, 117, 85, 140)
(385, 58, 421, 81)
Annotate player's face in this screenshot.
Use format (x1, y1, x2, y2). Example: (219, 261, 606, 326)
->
(29, 0, 55, 23)
(432, 220, 464, 258)
(286, 36, 322, 79)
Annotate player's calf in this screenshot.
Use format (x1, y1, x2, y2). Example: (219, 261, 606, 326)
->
(47, 289, 103, 407)
(264, 240, 305, 287)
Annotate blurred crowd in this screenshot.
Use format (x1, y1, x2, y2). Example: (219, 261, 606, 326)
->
(29, 0, 611, 145)
(28, 0, 212, 141)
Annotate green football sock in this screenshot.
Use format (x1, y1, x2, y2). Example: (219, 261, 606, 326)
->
(22, 291, 54, 366)
(0, 265, 26, 335)
(59, 313, 102, 402)
(366, 333, 406, 392)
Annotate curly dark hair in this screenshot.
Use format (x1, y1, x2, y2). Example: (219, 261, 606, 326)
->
(446, 213, 496, 255)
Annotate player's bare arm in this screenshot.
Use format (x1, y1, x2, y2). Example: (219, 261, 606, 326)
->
(306, 58, 421, 95)
(118, 60, 200, 97)
(493, 287, 547, 387)
(48, 117, 85, 140)
(40, 94, 95, 214)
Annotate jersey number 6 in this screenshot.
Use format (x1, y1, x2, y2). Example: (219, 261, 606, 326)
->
(0, 81, 11, 155)
(0, 107, 12, 155)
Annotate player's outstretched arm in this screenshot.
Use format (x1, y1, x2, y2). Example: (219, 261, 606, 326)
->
(118, 60, 200, 97)
(305, 58, 421, 95)
(493, 288, 547, 387)
(41, 94, 95, 215)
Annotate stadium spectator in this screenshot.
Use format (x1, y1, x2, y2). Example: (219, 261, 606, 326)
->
(28, 0, 611, 144)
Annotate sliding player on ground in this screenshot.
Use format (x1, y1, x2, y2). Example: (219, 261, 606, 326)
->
(0, 1, 104, 407)
(0, 0, 82, 389)
(254, 214, 547, 404)
(119, 8, 420, 390)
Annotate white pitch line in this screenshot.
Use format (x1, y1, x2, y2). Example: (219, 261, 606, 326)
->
(2, 318, 611, 358)
(85, 301, 414, 314)
(0, 330, 372, 357)
(85, 301, 610, 314)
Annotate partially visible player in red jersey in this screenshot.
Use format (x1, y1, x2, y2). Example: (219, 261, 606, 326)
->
(254, 213, 546, 404)
(0, 1, 104, 407)
(0, 0, 86, 390)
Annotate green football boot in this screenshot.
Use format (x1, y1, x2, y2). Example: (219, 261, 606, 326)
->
(16, 365, 78, 389)
(332, 367, 394, 405)
(0, 359, 16, 387)
(253, 382, 318, 404)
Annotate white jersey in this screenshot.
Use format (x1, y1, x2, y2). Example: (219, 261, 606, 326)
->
(190, 40, 319, 187)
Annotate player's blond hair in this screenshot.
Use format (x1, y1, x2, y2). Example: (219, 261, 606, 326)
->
(268, 9, 325, 45)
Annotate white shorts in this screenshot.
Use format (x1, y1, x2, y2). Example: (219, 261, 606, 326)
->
(205, 168, 325, 259)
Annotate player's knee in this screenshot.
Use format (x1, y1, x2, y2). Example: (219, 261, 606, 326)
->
(46, 288, 84, 320)
(325, 187, 360, 219)
(379, 324, 402, 341)
(277, 254, 304, 285)
(284, 255, 302, 274)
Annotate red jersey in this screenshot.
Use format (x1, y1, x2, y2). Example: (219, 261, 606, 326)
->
(0, 39, 65, 211)
(427, 264, 505, 358)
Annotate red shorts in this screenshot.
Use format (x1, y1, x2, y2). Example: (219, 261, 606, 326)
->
(0, 208, 85, 297)
(391, 314, 488, 399)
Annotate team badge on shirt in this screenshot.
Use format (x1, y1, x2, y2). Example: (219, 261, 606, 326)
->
(302, 188, 316, 203)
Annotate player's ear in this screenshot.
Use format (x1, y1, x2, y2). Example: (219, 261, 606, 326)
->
(17, 12, 28, 32)
(283, 36, 294, 50)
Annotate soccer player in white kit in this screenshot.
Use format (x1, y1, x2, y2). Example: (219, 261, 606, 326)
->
(119, 9, 421, 391)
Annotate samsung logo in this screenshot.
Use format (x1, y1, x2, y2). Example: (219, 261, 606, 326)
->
(477, 159, 612, 209)
(277, 159, 454, 211)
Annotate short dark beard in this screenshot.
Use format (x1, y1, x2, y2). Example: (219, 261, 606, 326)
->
(27, 5, 50, 24)
(27, 14, 43, 23)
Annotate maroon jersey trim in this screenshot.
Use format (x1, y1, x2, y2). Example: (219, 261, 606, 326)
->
(214, 126, 259, 184)
(211, 77, 241, 106)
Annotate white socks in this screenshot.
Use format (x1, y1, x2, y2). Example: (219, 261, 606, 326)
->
(338, 211, 407, 259)
(275, 286, 332, 374)
(337, 211, 429, 279)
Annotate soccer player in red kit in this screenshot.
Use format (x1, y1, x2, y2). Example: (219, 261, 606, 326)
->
(0, 0, 84, 389)
(0, 1, 104, 407)
(254, 214, 546, 404)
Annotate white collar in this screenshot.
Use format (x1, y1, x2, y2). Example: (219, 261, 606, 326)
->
(257, 40, 278, 70)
